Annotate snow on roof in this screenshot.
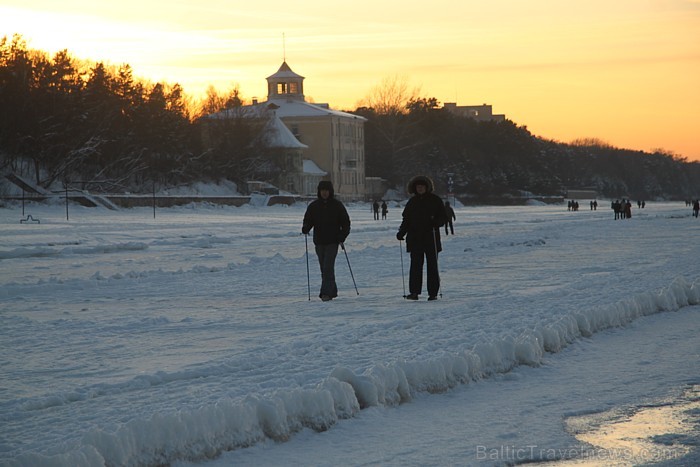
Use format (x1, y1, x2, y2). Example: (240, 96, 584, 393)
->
(266, 61, 305, 80)
(303, 159, 327, 175)
(265, 98, 367, 121)
(264, 116, 308, 149)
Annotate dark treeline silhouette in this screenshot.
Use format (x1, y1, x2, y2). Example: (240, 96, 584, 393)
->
(2, 34, 699, 200)
(356, 99, 700, 200)
(0, 34, 271, 193)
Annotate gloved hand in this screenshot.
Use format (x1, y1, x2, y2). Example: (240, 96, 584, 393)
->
(302, 227, 310, 235)
(337, 235, 346, 244)
(396, 232, 405, 241)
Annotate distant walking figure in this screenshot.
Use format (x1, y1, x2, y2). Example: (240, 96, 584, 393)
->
(444, 201, 456, 235)
(612, 200, 621, 220)
(381, 201, 388, 220)
(372, 200, 380, 220)
(693, 200, 699, 218)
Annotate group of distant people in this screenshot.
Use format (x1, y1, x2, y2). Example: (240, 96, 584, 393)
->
(611, 199, 633, 219)
(371, 200, 389, 220)
(568, 199, 600, 211)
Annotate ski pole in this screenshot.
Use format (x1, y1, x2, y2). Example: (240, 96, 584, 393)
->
(399, 239, 407, 298)
(340, 243, 359, 295)
(305, 234, 311, 301)
(432, 228, 442, 298)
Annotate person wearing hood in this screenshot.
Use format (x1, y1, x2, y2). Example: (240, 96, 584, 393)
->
(302, 180, 351, 301)
(396, 175, 448, 301)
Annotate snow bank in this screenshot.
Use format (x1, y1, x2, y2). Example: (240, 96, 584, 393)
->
(11, 277, 698, 467)
(0, 242, 148, 261)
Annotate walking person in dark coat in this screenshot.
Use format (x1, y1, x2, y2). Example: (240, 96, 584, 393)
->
(396, 175, 448, 301)
(302, 181, 351, 301)
(444, 201, 456, 235)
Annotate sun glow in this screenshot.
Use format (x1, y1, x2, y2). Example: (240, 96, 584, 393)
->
(1, 0, 699, 160)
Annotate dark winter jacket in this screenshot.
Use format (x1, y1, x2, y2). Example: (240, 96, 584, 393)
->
(302, 181, 351, 245)
(397, 176, 448, 253)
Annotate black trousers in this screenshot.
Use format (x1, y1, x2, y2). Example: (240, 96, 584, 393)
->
(445, 221, 454, 235)
(315, 243, 339, 298)
(409, 249, 440, 297)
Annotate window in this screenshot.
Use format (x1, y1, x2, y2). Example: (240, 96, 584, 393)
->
(276, 82, 299, 95)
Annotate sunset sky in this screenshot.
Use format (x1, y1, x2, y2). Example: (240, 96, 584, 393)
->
(2, 0, 699, 160)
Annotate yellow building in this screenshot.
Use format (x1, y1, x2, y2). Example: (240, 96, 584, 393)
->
(254, 61, 366, 200)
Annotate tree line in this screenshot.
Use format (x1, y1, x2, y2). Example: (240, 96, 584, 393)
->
(2, 34, 698, 200)
(0, 34, 276, 192)
(358, 98, 700, 201)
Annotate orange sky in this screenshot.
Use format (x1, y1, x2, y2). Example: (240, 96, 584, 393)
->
(2, 0, 699, 160)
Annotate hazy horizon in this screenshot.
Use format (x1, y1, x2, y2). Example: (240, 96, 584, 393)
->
(2, 0, 699, 160)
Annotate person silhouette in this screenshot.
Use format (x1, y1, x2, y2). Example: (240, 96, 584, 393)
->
(396, 175, 448, 301)
(302, 181, 351, 301)
(444, 201, 456, 235)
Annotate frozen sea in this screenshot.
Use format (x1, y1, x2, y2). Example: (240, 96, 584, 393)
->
(1, 199, 698, 466)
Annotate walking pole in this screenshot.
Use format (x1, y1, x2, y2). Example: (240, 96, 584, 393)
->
(305, 234, 311, 301)
(399, 239, 407, 298)
(340, 243, 359, 295)
(432, 228, 443, 298)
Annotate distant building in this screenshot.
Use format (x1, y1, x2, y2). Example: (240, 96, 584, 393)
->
(254, 61, 367, 200)
(443, 102, 505, 122)
(565, 189, 598, 200)
(302, 159, 327, 196)
(202, 61, 366, 200)
(365, 176, 388, 201)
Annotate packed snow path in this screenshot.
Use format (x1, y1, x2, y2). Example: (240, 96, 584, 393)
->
(1, 201, 698, 466)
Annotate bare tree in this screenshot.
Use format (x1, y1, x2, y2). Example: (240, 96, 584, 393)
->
(358, 74, 420, 116)
(358, 76, 430, 185)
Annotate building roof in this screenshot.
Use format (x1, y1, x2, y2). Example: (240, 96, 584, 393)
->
(263, 98, 367, 121)
(303, 159, 327, 175)
(266, 61, 305, 80)
(263, 115, 308, 149)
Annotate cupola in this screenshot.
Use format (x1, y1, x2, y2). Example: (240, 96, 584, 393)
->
(266, 61, 305, 101)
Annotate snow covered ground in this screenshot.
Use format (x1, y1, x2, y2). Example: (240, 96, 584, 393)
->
(1, 199, 698, 466)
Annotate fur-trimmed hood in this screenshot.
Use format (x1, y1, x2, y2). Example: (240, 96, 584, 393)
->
(407, 175, 434, 194)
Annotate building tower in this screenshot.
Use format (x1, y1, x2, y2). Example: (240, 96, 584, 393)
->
(267, 62, 305, 101)
(261, 61, 366, 201)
